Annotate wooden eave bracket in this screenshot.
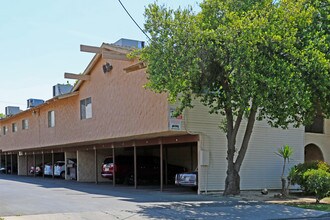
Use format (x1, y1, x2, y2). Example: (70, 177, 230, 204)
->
(124, 62, 147, 73)
(80, 44, 131, 61)
(64, 73, 91, 81)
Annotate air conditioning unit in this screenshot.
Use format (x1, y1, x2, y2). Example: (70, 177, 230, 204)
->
(53, 84, 73, 97)
(113, 38, 145, 49)
(27, 99, 44, 109)
(5, 106, 21, 116)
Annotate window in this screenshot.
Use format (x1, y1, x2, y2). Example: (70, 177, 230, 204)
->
(2, 126, 7, 135)
(22, 119, 29, 130)
(48, 111, 55, 128)
(80, 97, 92, 119)
(12, 123, 17, 133)
(305, 115, 324, 133)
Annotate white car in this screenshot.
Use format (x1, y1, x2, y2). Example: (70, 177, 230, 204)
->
(44, 161, 66, 178)
(175, 168, 198, 189)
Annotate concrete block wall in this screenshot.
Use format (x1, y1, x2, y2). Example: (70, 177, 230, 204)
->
(18, 155, 28, 175)
(65, 151, 77, 180)
(77, 150, 95, 182)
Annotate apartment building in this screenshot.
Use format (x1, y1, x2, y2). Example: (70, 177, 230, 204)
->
(0, 39, 328, 193)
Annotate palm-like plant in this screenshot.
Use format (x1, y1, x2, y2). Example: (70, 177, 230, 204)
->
(276, 145, 294, 195)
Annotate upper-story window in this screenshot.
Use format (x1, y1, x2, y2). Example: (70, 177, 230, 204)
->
(12, 123, 17, 133)
(2, 126, 7, 135)
(22, 119, 29, 130)
(48, 110, 55, 128)
(305, 115, 324, 134)
(80, 97, 92, 120)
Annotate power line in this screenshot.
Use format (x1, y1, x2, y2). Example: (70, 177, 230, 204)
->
(117, 0, 151, 41)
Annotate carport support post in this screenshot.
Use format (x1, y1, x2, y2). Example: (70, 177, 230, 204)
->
(134, 145, 137, 189)
(26, 154, 28, 176)
(94, 147, 98, 184)
(112, 147, 116, 186)
(5, 154, 7, 174)
(51, 151, 54, 179)
(33, 153, 36, 177)
(10, 154, 13, 175)
(160, 141, 163, 192)
(42, 152, 45, 178)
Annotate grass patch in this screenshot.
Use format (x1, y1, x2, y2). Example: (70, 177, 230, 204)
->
(287, 203, 330, 212)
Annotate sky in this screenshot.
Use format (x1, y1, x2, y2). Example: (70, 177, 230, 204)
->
(0, 0, 201, 113)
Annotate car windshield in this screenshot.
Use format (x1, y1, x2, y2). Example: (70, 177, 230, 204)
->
(104, 158, 113, 164)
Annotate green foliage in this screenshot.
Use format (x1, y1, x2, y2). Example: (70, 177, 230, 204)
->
(0, 113, 5, 119)
(276, 145, 294, 162)
(276, 145, 294, 178)
(289, 161, 330, 191)
(140, 0, 330, 194)
(304, 169, 330, 203)
(141, 0, 330, 128)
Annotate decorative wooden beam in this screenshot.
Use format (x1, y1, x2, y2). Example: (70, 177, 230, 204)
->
(124, 62, 147, 73)
(64, 73, 91, 81)
(102, 50, 130, 61)
(80, 45, 102, 54)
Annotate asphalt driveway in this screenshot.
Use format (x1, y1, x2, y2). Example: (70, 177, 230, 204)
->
(0, 174, 328, 220)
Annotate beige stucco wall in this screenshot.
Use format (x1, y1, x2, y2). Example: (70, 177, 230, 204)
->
(77, 150, 95, 182)
(0, 57, 169, 152)
(305, 119, 330, 164)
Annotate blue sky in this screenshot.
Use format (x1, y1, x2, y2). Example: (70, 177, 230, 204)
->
(0, 0, 200, 113)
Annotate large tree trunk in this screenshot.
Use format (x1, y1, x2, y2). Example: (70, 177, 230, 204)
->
(224, 163, 240, 195)
(223, 104, 257, 196)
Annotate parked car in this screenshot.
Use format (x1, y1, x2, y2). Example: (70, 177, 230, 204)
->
(44, 161, 66, 178)
(101, 155, 186, 185)
(175, 168, 198, 189)
(0, 165, 18, 174)
(30, 163, 43, 176)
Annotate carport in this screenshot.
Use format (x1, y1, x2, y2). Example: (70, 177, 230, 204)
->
(0, 152, 18, 175)
(12, 134, 199, 192)
(17, 149, 64, 178)
(91, 134, 199, 191)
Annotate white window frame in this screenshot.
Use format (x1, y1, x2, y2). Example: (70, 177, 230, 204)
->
(48, 111, 55, 128)
(12, 123, 17, 133)
(22, 119, 29, 130)
(2, 126, 7, 135)
(80, 97, 92, 120)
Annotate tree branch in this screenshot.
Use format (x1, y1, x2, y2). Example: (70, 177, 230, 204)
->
(234, 102, 257, 172)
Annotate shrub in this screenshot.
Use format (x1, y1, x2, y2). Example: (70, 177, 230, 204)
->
(304, 169, 330, 203)
(288, 161, 330, 191)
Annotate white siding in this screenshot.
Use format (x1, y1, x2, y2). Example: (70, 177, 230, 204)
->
(184, 101, 304, 191)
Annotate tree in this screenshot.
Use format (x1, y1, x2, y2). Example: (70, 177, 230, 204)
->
(276, 145, 294, 196)
(0, 113, 5, 119)
(139, 0, 330, 195)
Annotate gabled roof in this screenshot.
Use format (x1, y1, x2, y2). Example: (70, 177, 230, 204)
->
(72, 43, 134, 92)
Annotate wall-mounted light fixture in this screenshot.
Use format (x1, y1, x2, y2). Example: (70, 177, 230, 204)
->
(102, 62, 113, 74)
